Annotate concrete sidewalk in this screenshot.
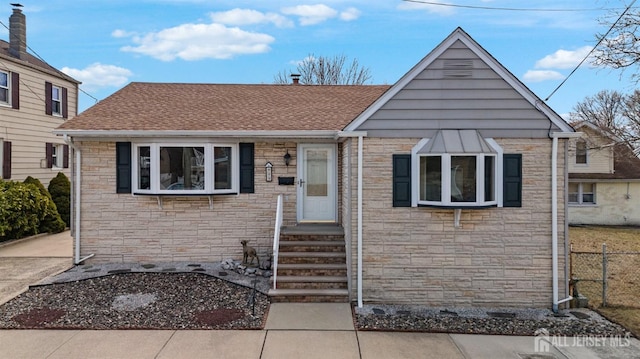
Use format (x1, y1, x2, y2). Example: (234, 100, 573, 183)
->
(1, 303, 639, 359)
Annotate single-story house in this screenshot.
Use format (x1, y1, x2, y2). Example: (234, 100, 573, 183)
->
(569, 121, 640, 225)
(55, 28, 578, 310)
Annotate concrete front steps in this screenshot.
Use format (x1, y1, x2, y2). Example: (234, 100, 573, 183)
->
(269, 224, 349, 303)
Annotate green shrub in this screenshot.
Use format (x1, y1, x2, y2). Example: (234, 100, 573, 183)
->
(0, 181, 49, 241)
(48, 172, 71, 228)
(23, 176, 65, 234)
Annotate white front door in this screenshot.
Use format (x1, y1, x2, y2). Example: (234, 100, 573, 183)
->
(297, 144, 337, 222)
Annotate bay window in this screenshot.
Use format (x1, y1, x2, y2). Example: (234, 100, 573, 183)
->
(133, 143, 238, 194)
(411, 130, 502, 207)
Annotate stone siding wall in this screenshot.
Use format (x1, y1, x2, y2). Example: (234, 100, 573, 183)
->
(349, 137, 568, 308)
(77, 141, 301, 263)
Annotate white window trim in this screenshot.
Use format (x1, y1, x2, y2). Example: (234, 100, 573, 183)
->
(569, 182, 596, 205)
(0, 70, 10, 107)
(52, 85, 62, 116)
(411, 137, 503, 208)
(132, 142, 239, 195)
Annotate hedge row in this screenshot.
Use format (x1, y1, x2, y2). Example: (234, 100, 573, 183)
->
(0, 173, 70, 242)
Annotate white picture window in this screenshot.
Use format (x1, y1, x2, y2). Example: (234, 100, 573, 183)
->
(412, 130, 502, 207)
(52, 85, 62, 116)
(133, 143, 238, 194)
(569, 182, 595, 205)
(0, 70, 9, 105)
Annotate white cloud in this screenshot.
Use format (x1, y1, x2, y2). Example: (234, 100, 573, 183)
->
(523, 70, 564, 82)
(209, 8, 293, 28)
(61, 63, 132, 90)
(119, 23, 275, 61)
(397, 1, 455, 16)
(281, 4, 339, 25)
(112, 29, 137, 38)
(535, 46, 593, 69)
(340, 7, 361, 21)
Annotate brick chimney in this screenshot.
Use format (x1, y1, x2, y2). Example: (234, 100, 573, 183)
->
(9, 6, 27, 59)
(290, 73, 300, 85)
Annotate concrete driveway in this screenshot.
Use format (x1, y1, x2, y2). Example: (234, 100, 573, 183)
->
(0, 231, 73, 305)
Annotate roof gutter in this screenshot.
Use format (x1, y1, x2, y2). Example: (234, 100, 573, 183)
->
(53, 130, 341, 139)
(551, 132, 581, 312)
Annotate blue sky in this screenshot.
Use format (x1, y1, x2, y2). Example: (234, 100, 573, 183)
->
(0, 1, 635, 117)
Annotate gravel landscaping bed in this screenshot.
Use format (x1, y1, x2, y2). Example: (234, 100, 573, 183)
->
(355, 305, 633, 337)
(0, 272, 269, 330)
(0, 267, 634, 336)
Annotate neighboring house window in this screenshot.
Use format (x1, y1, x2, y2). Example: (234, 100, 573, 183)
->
(45, 143, 69, 169)
(132, 143, 239, 194)
(51, 145, 61, 167)
(575, 139, 588, 164)
(51, 85, 62, 116)
(568, 182, 596, 205)
(410, 130, 503, 207)
(0, 70, 8, 105)
(0, 70, 18, 109)
(45, 81, 68, 118)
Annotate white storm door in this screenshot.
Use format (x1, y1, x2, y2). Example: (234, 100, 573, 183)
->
(297, 144, 337, 222)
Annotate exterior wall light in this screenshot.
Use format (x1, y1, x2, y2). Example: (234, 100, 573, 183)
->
(283, 150, 291, 166)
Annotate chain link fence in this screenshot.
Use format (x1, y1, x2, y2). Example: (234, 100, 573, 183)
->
(571, 244, 640, 308)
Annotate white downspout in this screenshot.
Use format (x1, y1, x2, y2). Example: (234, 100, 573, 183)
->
(62, 135, 94, 264)
(357, 134, 364, 308)
(551, 136, 560, 312)
(551, 132, 581, 312)
(337, 131, 367, 308)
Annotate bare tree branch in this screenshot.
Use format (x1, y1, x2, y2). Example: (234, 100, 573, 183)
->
(570, 89, 640, 155)
(592, 4, 640, 82)
(273, 54, 372, 85)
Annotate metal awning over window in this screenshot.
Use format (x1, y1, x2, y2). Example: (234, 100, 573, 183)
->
(416, 130, 496, 154)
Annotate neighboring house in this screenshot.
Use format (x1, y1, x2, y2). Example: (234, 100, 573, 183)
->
(0, 6, 80, 186)
(568, 121, 640, 226)
(54, 28, 577, 310)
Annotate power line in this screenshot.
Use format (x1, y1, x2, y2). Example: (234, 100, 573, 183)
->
(544, 0, 638, 101)
(402, 0, 619, 12)
(0, 18, 99, 104)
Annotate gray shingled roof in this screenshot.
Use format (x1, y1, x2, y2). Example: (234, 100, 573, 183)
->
(57, 82, 391, 132)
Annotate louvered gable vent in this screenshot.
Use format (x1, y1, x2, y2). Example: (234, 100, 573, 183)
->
(443, 59, 473, 78)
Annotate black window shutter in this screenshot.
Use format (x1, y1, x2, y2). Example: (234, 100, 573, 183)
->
(503, 154, 522, 207)
(2, 141, 11, 179)
(62, 87, 68, 118)
(392, 154, 412, 207)
(11, 72, 19, 109)
(239, 143, 254, 193)
(45, 81, 52, 115)
(63, 144, 69, 168)
(116, 142, 132, 193)
(45, 142, 53, 168)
